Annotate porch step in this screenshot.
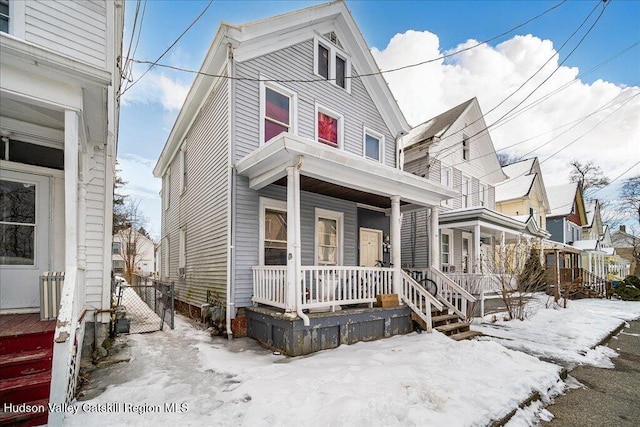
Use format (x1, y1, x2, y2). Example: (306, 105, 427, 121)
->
(435, 321, 470, 336)
(0, 331, 54, 355)
(0, 371, 51, 406)
(0, 397, 49, 426)
(0, 348, 53, 379)
(431, 314, 459, 327)
(449, 330, 483, 341)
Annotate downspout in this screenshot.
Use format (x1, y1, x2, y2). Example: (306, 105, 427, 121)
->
(293, 156, 309, 326)
(395, 131, 406, 170)
(226, 42, 236, 338)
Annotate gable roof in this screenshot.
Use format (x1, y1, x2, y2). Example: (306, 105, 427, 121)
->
(547, 182, 580, 217)
(403, 98, 475, 149)
(495, 158, 550, 210)
(154, 1, 409, 177)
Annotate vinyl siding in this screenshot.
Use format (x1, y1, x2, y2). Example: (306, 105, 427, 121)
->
(234, 39, 395, 167)
(233, 181, 358, 308)
(162, 77, 230, 307)
(401, 209, 429, 268)
(84, 144, 107, 307)
(24, 0, 107, 69)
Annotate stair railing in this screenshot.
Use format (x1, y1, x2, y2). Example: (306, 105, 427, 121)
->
(428, 267, 477, 320)
(400, 270, 443, 332)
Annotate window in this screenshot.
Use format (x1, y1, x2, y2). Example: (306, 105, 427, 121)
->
(441, 167, 452, 207)
(315, 209, 343, 265)
(112, 260, 125, 274)
(179, 148, 186, 194)
(462, 176, 471, 208)
(260, 198, 287, 266)
(441, 231, 452, 267)
(260, 81, 297, 144)
(179, 228, 186, 269)
(0, 179, 35, 265)
(479, 184, 487, 207)
(1, 139, 64, 170)
(315, 104, 343, 148)
(363, 128, 384, 162)
(112, 241, 121, 255)
(314, 36, 351, 91)
(462, 137, 470, 160)
(0, 0, 8, 34)
(163, 173, 170, 211)
(126, 242, 135, 255)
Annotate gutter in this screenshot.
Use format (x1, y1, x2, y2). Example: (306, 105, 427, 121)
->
(226, 43, 235, 338)
(293, 157, 310, 326)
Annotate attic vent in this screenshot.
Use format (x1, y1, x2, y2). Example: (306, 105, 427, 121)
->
(325, 31, 342, 48)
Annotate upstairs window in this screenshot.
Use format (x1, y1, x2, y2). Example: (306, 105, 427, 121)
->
(363, 128, 384, 162)
(179, 148, 187, 194)
(314, 36, 351, 91)
(112, 241, 121, 255)
(0, 0, 8, 34)
(479, 184, 487, 207)
(441, 167, 452, 207)
(462, 176, 471, 208)
(315, 104, 343, 148)
(261, 81, 297, 143)
(462, 137, 470, 160)
(163, 173, 170, 211)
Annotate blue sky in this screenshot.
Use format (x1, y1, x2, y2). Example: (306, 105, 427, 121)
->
(118, 0, 640, 238)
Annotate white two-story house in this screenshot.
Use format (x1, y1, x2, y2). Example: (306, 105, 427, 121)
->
(153, 1, 470, 356)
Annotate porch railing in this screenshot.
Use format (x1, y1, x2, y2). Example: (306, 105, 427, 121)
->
(553, 267, 609, 298)
(48, 267, 86, 426)
(427, 267, 476, 320)
(252, 266, 288, 309)
(400, 270, 443, 332)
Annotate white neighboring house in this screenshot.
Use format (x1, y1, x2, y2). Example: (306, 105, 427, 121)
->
(112, 230, 156, 277)
(0, 1, 124, 423)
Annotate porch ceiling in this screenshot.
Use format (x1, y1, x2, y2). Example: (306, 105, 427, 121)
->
(235, 133, 458, 208)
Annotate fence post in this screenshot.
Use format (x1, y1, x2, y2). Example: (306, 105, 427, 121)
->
(170, 281, 175, 329)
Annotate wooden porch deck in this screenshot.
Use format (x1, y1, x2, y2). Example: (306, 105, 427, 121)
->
(0, 313, 56, 338)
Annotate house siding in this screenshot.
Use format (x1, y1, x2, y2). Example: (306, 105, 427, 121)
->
(547, 218, 564, 243)
(234, 39, 395, 167)
(84, 146, 107, 307)
(24, 0, 107, 69)
(233, 181, 358, 308)
(401, 209, 429, 268)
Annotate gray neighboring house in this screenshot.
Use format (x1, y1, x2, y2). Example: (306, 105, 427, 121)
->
(153, 1, 460, 355)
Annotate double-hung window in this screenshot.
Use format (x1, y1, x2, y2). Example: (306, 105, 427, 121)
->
(163, 173, 170, 211)
(112, 241, 121, 255)
(441, 167, 452, 207)
(315, 209, 343, 265)
(179, 148, 186, 194)
(314, 36, 351, 91)
(462, 137, 470, 160)
(441, 231, 452, 267)
(479, 184, 487, 207)
(260, 198, 288, 266)
(0, 0, 9, 34)
(462, 176, 471, 208)
(261, 81, 297, 143)
(315, 104, 343, 148)
(363, 128, 384, 162)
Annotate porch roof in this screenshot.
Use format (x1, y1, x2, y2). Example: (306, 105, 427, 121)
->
(438, 207, 549, 238)
(235, 134, 458, 208)
(543, 240, 582, 254)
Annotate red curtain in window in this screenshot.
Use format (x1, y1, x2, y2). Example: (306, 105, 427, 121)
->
(318, 113, 338, 146)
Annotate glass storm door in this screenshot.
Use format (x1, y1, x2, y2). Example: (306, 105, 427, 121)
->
(0, 170, 50, 311)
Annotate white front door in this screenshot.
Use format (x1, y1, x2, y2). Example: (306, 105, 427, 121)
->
(359, 228, 382, 267)
(0, 170, 50, 312)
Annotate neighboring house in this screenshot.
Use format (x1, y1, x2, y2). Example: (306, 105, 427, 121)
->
(495, 158, 550, 231)
(153, 1, 459, 355)
(401, 98, 549, 303)
(112, 229, 156, 278)
(611, 225, 640, 276)
(546, 182, 587, 245)
(0, 1, 124, 424)
(583, 199, 604, 241)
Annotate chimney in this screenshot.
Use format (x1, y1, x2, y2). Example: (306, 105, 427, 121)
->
(620, 225, 626, 233)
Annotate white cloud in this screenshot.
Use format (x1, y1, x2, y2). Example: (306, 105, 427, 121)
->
(121, 69, 191, 112)
(117, 153, 162, 240)
(372, 31, 640, 194)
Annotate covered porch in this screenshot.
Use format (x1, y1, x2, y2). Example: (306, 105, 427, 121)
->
(236, 134, 464, 353)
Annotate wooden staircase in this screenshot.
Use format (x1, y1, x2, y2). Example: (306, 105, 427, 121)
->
(412, 307, 482, 341)
(0, 314, 55, 426)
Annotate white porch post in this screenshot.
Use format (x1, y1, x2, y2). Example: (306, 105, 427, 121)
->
(391, 196, 401, 296)
(587, 252, 592, 275)
(64, 110, 79, 268)
(474, 224, 481, 273)
(499, 231, 506, 274)
(430, 206, 440, 269)
(285, 166, 301, 313)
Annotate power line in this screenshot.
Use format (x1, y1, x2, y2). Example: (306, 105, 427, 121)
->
(119, 0, 214, 98)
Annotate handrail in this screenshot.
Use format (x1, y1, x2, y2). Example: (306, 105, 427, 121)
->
(429, 267, 476, 302)
(400, 270, 443, 332)
(428, 266, 476, 320)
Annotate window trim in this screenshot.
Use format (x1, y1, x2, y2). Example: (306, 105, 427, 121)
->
(162, 237, 169, 278)
(259, 197, 287, 266)
(179, 147, 186, 195)
(259, 79, 298, 144)
(462, 175, 471, 208)
(462, 136, 470, 161)
(441, 229, 453, 268)
(314, 208, 344, 266)
(314, 103, 344, 149)
(440, 167, 452, 207)
(179, 227, 186, 269)
(163, 172, 170, 211)
(363, 126, 385, 163)
(479, 183, 487, 207)
(313, 35, 352, 92)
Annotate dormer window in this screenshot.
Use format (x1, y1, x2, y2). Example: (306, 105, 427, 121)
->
(314, 35, 351, 91)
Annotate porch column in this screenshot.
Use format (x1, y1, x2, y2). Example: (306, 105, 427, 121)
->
(474, 224, 481, 273)
(285, 166, 301, 313)
(554, 250, 561, 301)
(64, 110, 79, 268)
(391, 196, 402, 296)
(430, 206, 440, 269)
(587, 252, 592, 275)
(500, 231, 506, 274)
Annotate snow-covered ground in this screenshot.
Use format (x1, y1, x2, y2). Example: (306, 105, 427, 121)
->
(64, 296, 640, 426)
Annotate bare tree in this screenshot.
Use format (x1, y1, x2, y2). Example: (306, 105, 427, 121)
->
(114, 199, 151, 283)
(620, 175, 640, 226)
(113, 162, 129, 233)
(569, 159, 610, 194)
(497, 152, 523, 167)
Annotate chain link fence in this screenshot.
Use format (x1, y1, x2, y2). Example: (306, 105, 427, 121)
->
(112, 275, 175, 334)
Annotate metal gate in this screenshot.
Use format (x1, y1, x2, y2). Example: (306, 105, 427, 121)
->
(113, 275, 175, 334)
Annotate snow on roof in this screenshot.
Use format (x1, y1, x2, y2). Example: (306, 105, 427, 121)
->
(495, 174, 535, 202)
(584, 200, 596, 227)
(547, 182, 578, 217)
(404, 98, 475, 148)
(502, 158, 535, 179)
(572, 239, 598, 250)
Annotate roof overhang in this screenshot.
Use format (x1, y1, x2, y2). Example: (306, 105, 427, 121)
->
(543, 240, 582, 254)
(438, 207, 549, 238)
(235, 133, 457, 207)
